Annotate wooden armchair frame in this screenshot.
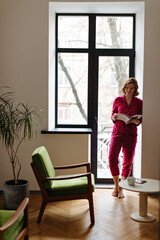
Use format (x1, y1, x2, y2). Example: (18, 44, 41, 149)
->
(0, 198, 29, 240)
(31, 162, 95, 225)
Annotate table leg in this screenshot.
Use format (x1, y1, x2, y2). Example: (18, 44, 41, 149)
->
(131, 192, 156, 222)
(139, 192, 147, 217)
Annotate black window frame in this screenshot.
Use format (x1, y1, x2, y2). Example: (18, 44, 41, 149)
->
(55, 13, 136, 130)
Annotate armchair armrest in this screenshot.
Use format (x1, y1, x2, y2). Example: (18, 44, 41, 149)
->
(42, 172, 92, 181)
(0, 198, 29, 232)
(54, 162, 91, 172)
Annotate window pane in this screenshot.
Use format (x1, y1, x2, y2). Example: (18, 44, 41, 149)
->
(97, 56, 129, 178)
(58, 53, 88, 125)
(96, 16, 133, 49)
(58, 16, 88, 48)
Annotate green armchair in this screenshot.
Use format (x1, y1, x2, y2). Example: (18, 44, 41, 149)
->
(31, 146, 95, 225)
(0, 198, 29, 240)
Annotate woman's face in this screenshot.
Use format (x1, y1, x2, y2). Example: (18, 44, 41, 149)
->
(124, 83, 135, 97)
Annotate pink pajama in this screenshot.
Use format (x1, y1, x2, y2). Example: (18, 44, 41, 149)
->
(108, 95, 142, 178)
(109, 134, 137, 177)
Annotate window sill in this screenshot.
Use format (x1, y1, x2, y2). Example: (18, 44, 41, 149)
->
(41, 128, 92, 134)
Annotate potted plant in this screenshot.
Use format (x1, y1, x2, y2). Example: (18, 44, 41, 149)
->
(0, 87, 41, 209)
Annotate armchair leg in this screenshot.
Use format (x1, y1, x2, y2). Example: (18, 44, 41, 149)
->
(88, 194, 95, 225)
(37, 200, 47, 224)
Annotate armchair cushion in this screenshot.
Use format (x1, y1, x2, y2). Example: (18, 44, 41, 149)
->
(47, 174, 95, 197)
(32, 146, 56, 189)
(0, 210, 24, 240)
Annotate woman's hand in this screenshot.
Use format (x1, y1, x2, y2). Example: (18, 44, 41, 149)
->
(112, 113, 118, 122)
(127, 119, 140, 125)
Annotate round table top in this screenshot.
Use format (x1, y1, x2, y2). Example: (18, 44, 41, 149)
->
(119, 178, 160, 193)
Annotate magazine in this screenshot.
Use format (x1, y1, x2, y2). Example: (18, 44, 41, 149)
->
(116, 113, 142, 124)
(135, 178, 147, 184)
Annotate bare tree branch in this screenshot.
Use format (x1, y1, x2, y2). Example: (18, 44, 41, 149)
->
(58, 54, 87, 121)
(107, 18, 128, 95)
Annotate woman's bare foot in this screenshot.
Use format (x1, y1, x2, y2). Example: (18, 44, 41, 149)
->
(112, 189, 118, 197)
(112, 175, 119, 197)
(118, 187, 125, 199)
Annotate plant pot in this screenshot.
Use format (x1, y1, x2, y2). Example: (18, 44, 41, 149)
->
(3, 179, 29, 210)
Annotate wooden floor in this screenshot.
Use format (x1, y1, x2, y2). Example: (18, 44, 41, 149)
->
(0, 189, 160, 240)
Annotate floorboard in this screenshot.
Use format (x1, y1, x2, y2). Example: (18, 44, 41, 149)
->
(0, 189, 159, 240)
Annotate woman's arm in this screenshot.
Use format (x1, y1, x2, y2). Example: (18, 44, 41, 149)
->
(128, 99, 143, 125)
(111, 98, 118, 123)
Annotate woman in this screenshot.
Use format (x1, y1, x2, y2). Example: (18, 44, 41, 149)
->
(109, 77, 143, 198)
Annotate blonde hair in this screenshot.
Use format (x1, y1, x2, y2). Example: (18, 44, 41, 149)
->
(122, 77, 139, 96)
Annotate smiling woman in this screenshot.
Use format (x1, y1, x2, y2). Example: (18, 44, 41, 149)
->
(108, 78, 143, 198)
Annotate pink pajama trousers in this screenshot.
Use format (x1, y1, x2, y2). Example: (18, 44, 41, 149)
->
(109, 134, 137, 178)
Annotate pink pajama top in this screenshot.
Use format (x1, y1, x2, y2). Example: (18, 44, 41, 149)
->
(111, 95, 143, 136)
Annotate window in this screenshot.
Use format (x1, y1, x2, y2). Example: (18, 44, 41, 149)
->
(96, 16, 133, 49)
(57, 52, 88, 125)
(55, 14, 135, 128)
(58, 16, 89, 49)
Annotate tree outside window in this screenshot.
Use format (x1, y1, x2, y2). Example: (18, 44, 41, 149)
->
(56, 14, 134, 126)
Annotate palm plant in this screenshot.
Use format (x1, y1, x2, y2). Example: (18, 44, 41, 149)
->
(0, 87, 41, 184)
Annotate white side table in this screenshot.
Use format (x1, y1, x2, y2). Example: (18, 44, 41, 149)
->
(119, 178, 160, 222)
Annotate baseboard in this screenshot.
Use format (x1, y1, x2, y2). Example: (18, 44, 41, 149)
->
(29, 190, 41, 194)
(0, 190, 41, 195)
(95, 184, 114, 189)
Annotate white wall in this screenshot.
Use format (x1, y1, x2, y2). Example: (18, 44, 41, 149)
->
(0, 0, 159, 190)
(141, 0, 160, 179)
(0, 0, 89, 190)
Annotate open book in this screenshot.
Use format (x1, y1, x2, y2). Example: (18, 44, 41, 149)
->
(116, 113, 142, 124)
